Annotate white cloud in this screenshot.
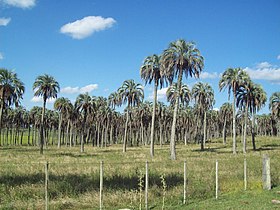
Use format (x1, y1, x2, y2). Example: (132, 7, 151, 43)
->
(157, 87, 168, 100)
(61, 84, 98, 94)
(60, 16, 116, 39)
(0, 17, 11, 26)
(256, 61, 272, 69)
(277, 55, 280, 60)
(60, 86, 80, 94)
(200, 72, 218, 79)
(31, 96, 56, 103)
(148, 87, 168, 101)
(0, 52, 3, 60)
(80, 84, 98, 93)
(1, 0, 36, 8)
(244, 62, 280, 84)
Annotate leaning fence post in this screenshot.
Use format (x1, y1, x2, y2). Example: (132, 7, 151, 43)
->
(145, 160, 148, 210)
(45, 162, 49, 210)
(183, 160, 187, 204)
(215, 160, 218, 199)
(262, 154, 271, 190)
(244, 159, 247, 190)
(100, 160, 104, 209)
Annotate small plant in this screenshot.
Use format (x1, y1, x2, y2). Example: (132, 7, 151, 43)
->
(160, 174, 167, 210)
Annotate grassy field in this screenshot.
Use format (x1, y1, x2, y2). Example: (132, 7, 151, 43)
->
(0, 136, 280, 209)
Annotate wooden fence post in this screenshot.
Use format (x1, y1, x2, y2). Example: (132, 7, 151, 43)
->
(244, 159, 247, 191)
(100, 160, 104, 209)
(215, 160, 218, 199)
(183, 160, 187, 204)
(262, 154, 271, 190)
(145, 161, 148, 210)
(45, 162, 49, 210)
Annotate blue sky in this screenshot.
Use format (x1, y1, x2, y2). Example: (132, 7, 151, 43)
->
(0, 0, 280, 113)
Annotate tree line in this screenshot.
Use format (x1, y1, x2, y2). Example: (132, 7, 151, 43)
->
(0, 39, 279, 159)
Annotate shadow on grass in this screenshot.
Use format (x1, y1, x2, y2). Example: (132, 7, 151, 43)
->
(192, 146, 232, 154)
(255, 143, 280, 151)
(0, 172, 183, 199)
(55, 152, 96, 158)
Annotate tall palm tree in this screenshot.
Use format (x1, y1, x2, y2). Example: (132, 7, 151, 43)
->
(140, 54, 165, 158)
(54, 97, 72, 148)
(192, 82, 215, 150)
(118, 79, 144, 152)
(0, 69, 25, 144)
(161, 39, 204, 160)
(75, 93, 96, 152)
(269, 92, 280, 118)
(33, 74, 59, 154)
(249, 83, 266, 149)
(219, 67, 249, 154)
(269, 92, 280, 137)
(236, 80, 267, 152)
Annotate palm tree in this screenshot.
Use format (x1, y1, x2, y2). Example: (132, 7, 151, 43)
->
(33, 74, 60, 154)
(192, 82, 215, 150)
(118, 79, 144, 152)
(269, 92, 280, 137)
(54, 97, 72, 148)
(219, 102, 232, 145)
(0, 69, 25, 144)
(140, 54, 165, 158)
(236, 80, 267, 152)
(219, 67, 249, 154)
(166, 83, 191, 107)
(75, 93, 96, 152)
(269, 92, 280, 118)
(161, 39, 204, 160)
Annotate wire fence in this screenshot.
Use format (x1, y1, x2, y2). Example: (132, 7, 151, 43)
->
(0, 154, 278, 209)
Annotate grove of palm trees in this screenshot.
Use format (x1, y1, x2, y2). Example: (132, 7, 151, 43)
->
(0, 39, 279, 156)
(0, 39, 280, 209)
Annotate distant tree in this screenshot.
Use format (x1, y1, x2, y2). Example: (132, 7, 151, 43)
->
(237, 80, 267, 152)
(269, 92, 280, 118)
(219, 67, 249, 154)
(54, 97, 72, 148)
(161, 39, 204, 160)
(219, 102, 232, 144)
(118, 79, 144, 152)
(33, 74, 59, 154)
(140, 54, 165, 158)
(75, 93, 96, 152)
(269, 92, 280, 136)
(166, 83, 191, 107)
(0, 68, 25, 145)
(192, 82, 215, 150)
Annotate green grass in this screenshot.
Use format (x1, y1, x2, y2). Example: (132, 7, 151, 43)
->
(0, 136, 280, 209)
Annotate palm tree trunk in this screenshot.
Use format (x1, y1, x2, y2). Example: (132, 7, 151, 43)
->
(202, 111, 207, 150)
(251, 113, 256, 150)
(223, 116, 227, 145)
(123, 107, 129, 152)
(232, 90, 237, 154)
(170, 68, 183, 160)
(150, 82, 158, 158)
(57, 113, 62, 148)
(0, 96, 4, 146)
(243, 103, 248, 154)
(40, 99, 46, 154)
